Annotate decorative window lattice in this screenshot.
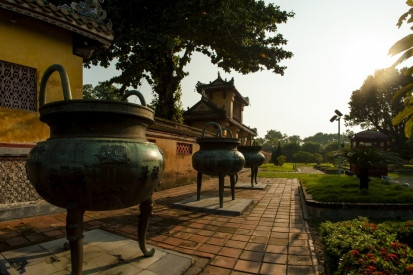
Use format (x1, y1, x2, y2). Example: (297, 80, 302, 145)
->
(0, 60, 37, 111)
(177, 142, 192, 155)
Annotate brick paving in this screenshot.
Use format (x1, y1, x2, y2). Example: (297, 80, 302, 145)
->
(0, 173, 321, 274)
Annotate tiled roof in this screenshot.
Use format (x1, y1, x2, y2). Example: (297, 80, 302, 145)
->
(352, 130, 389, 140)
(0, 0, 113, 47)
(183, 97, 257, 136)
(196, 72, 249, 106)
(183, 97, 226, 121)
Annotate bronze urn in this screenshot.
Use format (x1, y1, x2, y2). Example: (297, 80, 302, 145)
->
(192, 122, 245, 208)
(25, 64, 165, 274)
(237, 145, 265, 186)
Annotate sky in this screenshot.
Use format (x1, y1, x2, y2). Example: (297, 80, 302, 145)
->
(84, 0, 412, 139)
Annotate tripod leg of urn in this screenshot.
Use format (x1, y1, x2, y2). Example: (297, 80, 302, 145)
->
(196, 172, 202, 201)
(219, 175, 224, 208)
(66, 206, 85, 275)
(230, 174, 236, 200)
(138, 197, 155, 257)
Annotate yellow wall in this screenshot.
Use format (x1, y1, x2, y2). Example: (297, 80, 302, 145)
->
(209, 90, 235, 117)
(0, 10, 83, 143)
(152, 138, 200, 189)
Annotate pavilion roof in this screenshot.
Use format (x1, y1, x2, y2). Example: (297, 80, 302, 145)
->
(351, 130, 389, 141)
(196, 72, 249, 106)
(183, 97, 257, 136)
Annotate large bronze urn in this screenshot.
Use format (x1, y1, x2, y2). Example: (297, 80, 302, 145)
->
(192, 122, 245, 208)
(25, 64, 164, 275)
(238, 145, 265, 186)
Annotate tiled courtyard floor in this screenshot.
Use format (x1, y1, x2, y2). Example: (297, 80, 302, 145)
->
(0, 173, 321, 275)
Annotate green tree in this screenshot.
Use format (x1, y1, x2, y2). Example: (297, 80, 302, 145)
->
(345, 68, 413, 158)
(304, 132, 340, 145)
(282, 142, 301, 162)
(262, 130, 287, 151)
(301, 141, 324, 155)
(270, 142, 282, 165)
(286, 135, 302, 144)
(149, 85, 184, 123)
(83, 83, 121, 101)
(79, 0, 294, 121)
(276, 155, 286, 166)
(293, 151, 313, 164)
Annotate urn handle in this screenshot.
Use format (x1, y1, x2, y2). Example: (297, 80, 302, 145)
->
(201, 122, 233, 138)
(39, 64, 72, 107)
(121, 90, 147, 106)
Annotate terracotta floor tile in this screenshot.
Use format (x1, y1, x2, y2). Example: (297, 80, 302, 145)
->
(206, 237, 227, 246)
(287, 265, 317, 275)
(234, 259, 261, 274)
(5, 236, 29, 247)
(239, 250, 264, 262)
(289, 246, 311, 256)
(198, 243, 222, 254)
(288, 255, 314, 265)
(163, 236, 183, 246)
(245, 242, 266, 252)
(197, 229, 215, 237)
(263, 253, 288, 264)
(224, 240, 247, 249)
(218, 247, 242, 258)
(260, 263, 287, 275)
(189, 234, 209, 243)
(210, 255, 237, 269)
(202, 265, 231, 275)
(266, 244, 288, 254)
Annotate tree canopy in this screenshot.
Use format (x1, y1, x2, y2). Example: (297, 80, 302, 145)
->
(83, 83, 120, 101)
(303, 132, 340, 145)
(79, 0, 294, 121)
(345, 68, 413, 157)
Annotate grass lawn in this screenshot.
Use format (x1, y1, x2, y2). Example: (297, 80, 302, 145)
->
(259, 163, 296, 172)
(258, 163, 413, 203)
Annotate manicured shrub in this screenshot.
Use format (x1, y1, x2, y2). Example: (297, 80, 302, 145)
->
(319, 217, 413, 274)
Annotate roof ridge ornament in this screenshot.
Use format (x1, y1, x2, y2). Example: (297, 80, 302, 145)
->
(58, 0, 107, 23)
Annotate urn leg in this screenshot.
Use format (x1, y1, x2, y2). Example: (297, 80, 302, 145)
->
(66, 206, 85, 275)
(138, 197, 155, 257)
(253, 166, 259, 185)
(250, 167, 254, 187)
(230, 174, 236, 200)
(219, 174, 224, 208)
(197, 172, 202, 201)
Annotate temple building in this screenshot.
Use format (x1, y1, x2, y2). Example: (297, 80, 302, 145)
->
(0, 0, 113, 214)
(183, 73, 257, 145)
(350, 130, 391, 177)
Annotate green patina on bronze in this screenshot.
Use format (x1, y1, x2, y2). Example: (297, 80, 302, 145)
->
(25, 64, 164, 275)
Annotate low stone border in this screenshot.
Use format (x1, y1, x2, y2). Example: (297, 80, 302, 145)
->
(299, 183, 413, 220)
(0, 200, 65, 221)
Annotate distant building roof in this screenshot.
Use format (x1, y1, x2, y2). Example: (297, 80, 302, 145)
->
(183, 96, 257, 136)
(351, 130, 389, 140)
(0, 0, 114, 50)
(196, 72, 249, 106)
